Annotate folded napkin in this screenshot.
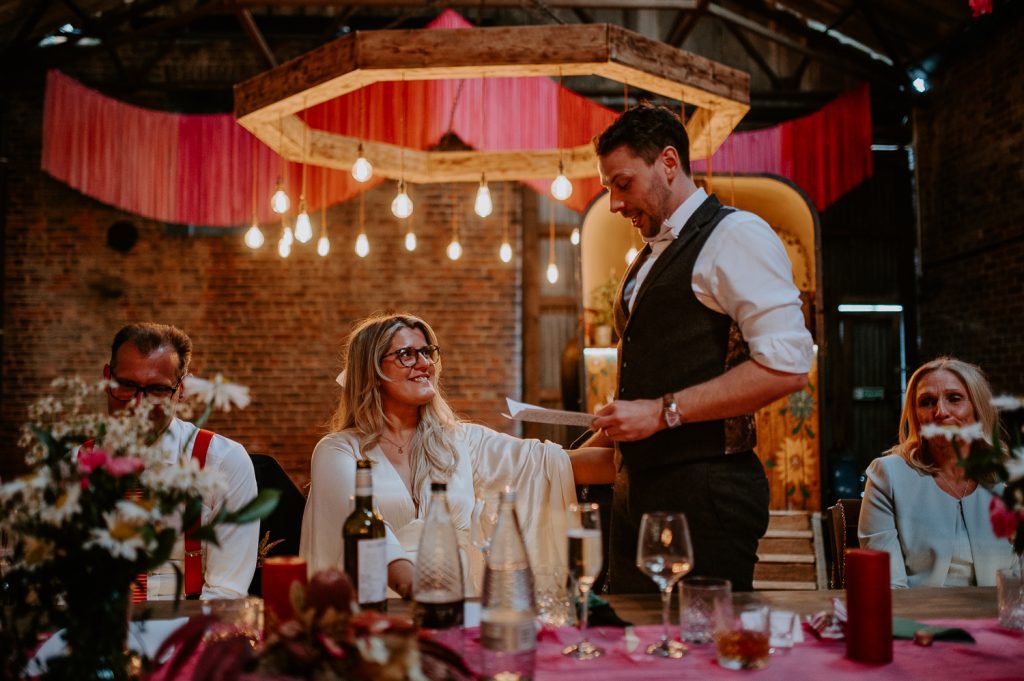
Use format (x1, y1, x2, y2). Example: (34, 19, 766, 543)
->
(581, 591, 632, 627)
(891, 618, 975, 643)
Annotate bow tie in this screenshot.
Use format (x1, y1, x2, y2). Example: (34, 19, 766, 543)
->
(643, 224, 676, 245)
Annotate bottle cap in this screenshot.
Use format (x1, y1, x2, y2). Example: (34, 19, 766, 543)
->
(431, 481, 447, 492)
(356, 459, 372, 469)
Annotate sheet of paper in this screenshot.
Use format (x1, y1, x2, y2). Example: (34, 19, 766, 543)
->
(504, 397, 595, 428)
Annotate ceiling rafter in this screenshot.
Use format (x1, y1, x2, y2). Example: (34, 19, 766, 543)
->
(665, 0, 709, 47)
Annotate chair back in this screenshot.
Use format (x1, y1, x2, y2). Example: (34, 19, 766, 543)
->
(823, 498, 862, 589)
(248, 453, 306, 595)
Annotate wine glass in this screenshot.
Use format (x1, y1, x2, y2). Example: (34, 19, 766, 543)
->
(562, 502, 604, 660)
(471, 493, 499, 556)
(636, 511, 694, 658)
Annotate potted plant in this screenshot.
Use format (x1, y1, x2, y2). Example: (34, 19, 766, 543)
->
(586, 272, 619, 346)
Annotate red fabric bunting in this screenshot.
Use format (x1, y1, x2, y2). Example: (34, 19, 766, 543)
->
(40, 10, 872, 227)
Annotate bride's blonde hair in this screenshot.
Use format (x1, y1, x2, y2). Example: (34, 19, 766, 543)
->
(330, 313, 459, 503)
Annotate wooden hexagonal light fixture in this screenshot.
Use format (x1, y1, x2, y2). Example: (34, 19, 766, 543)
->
(234, 23, 749, 183)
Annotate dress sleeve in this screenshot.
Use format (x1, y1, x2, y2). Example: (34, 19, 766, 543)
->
(202, 438, 259, 599)
(466, 424, 577, 573)
(858, 457, 909, 588)
(299, 435, 407, 577)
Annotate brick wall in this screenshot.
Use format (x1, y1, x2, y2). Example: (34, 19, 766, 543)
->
(914, 10, 1024, 394)
(1, 85, 524, 488)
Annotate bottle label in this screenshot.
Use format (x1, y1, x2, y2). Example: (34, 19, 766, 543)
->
(357, 537, 387, 604)
(481, 617, 537, 652)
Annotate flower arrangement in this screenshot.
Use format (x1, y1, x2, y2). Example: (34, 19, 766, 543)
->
(154, 568, 473, 681)
(0, 376, 277, 680)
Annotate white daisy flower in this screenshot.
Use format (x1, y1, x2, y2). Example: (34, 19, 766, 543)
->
(184, 374, 251, 412)
(992, 395, 1023, 411)
(39, 483, 82, 526)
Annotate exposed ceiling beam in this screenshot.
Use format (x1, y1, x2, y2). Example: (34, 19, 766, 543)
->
(710, 0, 898, 83)
(666, 0, 709, 47)
(236, 7, 276, 67)
(722, 18, 779, 88)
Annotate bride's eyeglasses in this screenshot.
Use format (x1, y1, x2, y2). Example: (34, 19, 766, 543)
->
(381, 345, 441, 367)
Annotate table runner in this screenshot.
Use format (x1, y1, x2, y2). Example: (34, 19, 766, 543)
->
(150, 618, 1021, 680)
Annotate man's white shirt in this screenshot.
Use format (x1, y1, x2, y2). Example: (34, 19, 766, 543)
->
(148, 417, 259, 599)
(628, 188, 813, 375)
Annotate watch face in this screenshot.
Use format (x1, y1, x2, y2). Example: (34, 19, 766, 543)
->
(662, 393, 681, 428)
(664, 408, 681, 428)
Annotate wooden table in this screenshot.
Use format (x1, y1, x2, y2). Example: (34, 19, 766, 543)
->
(139, 587, 998, 623)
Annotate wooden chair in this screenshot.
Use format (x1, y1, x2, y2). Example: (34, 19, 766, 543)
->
(822, 499, 862, 589)
(753, 510, 828, 590)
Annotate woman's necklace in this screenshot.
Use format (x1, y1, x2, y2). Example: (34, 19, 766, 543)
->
(936, 473, 972, 500)
(380, 431, 415, 455)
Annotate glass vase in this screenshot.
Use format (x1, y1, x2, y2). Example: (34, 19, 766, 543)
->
(45, 577, 133, 681)
(997, 556, 1024, 631)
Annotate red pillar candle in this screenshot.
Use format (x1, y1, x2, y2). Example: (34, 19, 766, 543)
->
(845, 549, 892, 664)
(262, 556, 308, 632)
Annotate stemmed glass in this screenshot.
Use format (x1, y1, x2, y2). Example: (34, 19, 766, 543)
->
(471, 493, 499, 556)
(562, 502, 604, 660)
(636, 511, 694, 658)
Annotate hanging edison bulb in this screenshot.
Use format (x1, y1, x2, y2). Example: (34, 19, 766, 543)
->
(352, 144, 373, 182)
(570, 226, 580, 245)
(551, 161, 573, 201)
(294, 201, 313, 243)
(499, 241, 513, 263)
(405, 231, 417, 251)
(474, 174, 493, 218)
(546, 262, 559, 284)
(278, 226, 293, 258)
(355, 233, 369, 258)
(447, 239, 463, 261)
(391, 180, 413, 219)
(625, 246, 638, 264)
(270, 179, 290, 214)
(317, 235, 330, 256)
(244, 223, 264, 249)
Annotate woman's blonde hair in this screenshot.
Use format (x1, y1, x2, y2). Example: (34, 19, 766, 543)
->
(887, 356, 1000, 475)
(330, 313, 459, 503)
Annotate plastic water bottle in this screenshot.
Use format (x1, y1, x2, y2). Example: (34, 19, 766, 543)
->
(481, 489, 536, 680)
(413, 482, 465, 651)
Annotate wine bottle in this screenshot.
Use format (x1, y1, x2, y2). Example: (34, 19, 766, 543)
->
(342, 459, 387, 612)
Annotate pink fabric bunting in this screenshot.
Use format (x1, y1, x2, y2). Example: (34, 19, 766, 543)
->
(41, 10, 873, 227)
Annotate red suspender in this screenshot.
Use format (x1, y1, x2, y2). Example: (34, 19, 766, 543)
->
(184, 429, 214, 599)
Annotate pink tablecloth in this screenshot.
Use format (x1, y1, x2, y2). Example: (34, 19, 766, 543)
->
(457, 620, 1024, 680)
(152, 618, 1023, 680)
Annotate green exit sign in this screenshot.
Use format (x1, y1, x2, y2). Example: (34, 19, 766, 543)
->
(853, 387, 886, 401)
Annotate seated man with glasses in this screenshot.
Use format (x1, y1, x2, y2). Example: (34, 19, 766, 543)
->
(103, 322, 259, 600)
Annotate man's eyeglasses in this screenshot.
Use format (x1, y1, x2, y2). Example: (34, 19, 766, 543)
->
(381, 345, 441, 368)
(108, 374, 182, 402)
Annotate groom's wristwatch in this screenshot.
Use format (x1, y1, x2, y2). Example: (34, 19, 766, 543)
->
(662, 393, 682, 429)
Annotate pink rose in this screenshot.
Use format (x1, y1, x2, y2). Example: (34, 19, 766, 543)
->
(103, 456, 145, 477)
(989, 496, 1019, 539)
(77, 449, 110, 474)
